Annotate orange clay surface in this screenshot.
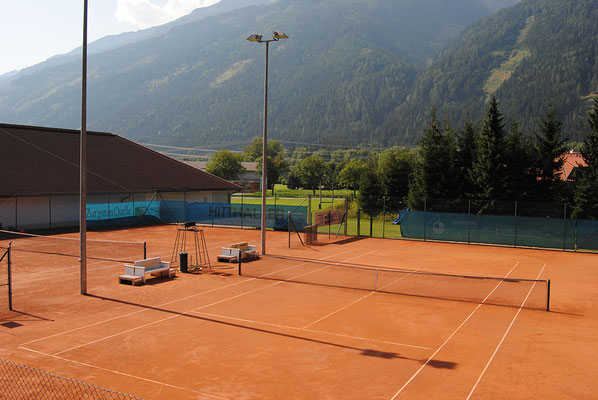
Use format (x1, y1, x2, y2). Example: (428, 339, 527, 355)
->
(1, 224, 597, 399)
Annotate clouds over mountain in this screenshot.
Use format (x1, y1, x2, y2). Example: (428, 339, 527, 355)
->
(116, 0, 221, 28)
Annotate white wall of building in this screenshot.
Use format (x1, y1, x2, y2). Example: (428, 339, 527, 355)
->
(0, 190, 233, 231)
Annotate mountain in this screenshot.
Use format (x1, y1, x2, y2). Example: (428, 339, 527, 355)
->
(383, 0, 598, 143)
(0, 0, 544, 149)
(0, 0, 277, 88)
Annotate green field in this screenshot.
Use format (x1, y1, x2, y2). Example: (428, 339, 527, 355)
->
(232, 187, 402, 239)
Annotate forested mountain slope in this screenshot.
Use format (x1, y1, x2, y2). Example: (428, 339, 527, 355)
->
(0, 0, 518, 148)
(383, 0, 598, 143)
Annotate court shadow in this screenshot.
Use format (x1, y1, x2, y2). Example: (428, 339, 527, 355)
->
(86, 293, 444, 365)
(311, 237, 369, 246)
(0, 309, 53, 323)
(427, 360, 457, 369)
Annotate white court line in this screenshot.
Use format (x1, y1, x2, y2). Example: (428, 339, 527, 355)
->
(389, 261, 521, 400)
(22, 248, 358, 353)
(193, 311, 430, 350)
(51, 249, 359, 355)
(20, 347, 229, 400)
(302, 267, 421, 330)
(466, 263, 548, 400)
(11, 236, 229, 284)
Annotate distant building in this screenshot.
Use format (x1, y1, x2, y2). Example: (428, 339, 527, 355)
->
(0, 123, 239, 230)
(185, 161, 261, 192)
(559, 150, 587, 181)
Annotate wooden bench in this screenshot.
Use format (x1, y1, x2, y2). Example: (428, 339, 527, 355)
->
(119, 257, 176, 285)
(217, 242, 258, 263)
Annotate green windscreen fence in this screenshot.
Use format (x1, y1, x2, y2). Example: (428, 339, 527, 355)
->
(399, 199, 598, 251)
(87, 200, 309, 231)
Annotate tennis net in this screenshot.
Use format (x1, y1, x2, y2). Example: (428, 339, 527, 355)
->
(0, 230, 146, 263)
(240, 255, 550, 311)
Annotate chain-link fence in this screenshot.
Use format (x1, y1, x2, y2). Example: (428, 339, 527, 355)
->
(0, 358, 142, 399)
(308, 196, 598, 251)
(0, 191, 309, 233)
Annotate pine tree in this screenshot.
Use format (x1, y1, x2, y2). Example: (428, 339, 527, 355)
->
(377, 147, 414, 211)
(573, 97, 598, 219)
(456, 116, 478, 197)
(534, 105, 566, 202)
(505, 121, 535, 201)
(408, 110, 458, 209)
(472, 96, 509, 201)
(357, 159, 384, 217)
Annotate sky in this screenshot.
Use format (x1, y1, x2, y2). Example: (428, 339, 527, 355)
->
(0, 0, 220, 76)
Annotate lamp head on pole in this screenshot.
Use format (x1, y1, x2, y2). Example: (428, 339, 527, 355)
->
(247, 31, 289, 43)
(272, 31, 289, 40)
(247, 34, 263, 42)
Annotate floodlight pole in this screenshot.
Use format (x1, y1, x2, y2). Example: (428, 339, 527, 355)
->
(261, 40, 269, 255)
(247, 31, 288, 255)
(80, 0, 88, 295)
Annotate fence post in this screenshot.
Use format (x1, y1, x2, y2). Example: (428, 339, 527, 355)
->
(184, 192, 187, 222)
(328, 210, 331, 239)
(319, 185, 322, 209)
(344, 196, 348, 236)
(288, 211, 291, 248)
(514, 201, 518, 248)
(369, 214, 373, 237)
(357, 209, 361, 237)
(467, 199, 471, 244)
(563, 203, 567, 251)
(15, 194, 18, 231)
(423, 197, 427, 241)
(241, 185, 244, 229)
(49, 195, 52, 232)
(308, 194, 312, 226)
(382, 197, 386, 239)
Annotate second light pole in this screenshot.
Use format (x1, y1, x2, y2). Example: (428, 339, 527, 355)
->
(247, 31, 289, 255)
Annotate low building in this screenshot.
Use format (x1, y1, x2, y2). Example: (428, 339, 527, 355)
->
(185, 161, 261, 192)
(559, 150, 587, 181)
(0, 123, 240, 231)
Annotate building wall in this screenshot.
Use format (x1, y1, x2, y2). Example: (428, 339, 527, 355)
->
(0, 190, 233, 231)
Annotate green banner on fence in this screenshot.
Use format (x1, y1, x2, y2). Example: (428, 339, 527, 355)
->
(399, 210, 598, 251)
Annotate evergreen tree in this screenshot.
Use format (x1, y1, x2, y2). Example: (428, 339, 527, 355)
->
(408, 110, 458, 209)
(505, 121, 536, 201)
(456, 116, 478, 197)
(377, 147, 414, 211)
(357, 159, 384, 217)
(534, 105, 566, 202)
(573, 97, 598, 219)
(472, 96, 509, 201)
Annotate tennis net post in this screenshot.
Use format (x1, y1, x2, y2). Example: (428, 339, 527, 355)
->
(0, 243, 12, 311)
(547, 279, 551, 311)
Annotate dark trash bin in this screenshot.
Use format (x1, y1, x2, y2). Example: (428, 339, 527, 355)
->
(179, 252, 188, 273)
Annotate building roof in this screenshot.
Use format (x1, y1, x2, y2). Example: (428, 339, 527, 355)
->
(560, 151, 587, 181)
(0, 123, 240, 197)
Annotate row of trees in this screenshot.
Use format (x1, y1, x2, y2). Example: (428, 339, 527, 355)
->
(206, 96, 598, 218)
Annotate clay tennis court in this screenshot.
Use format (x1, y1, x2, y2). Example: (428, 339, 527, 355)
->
(1, 224, 597, 399)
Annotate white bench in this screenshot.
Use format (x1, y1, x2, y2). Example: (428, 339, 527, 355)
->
(217, 242, 258, 263)
(119, 257, 176, 285)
